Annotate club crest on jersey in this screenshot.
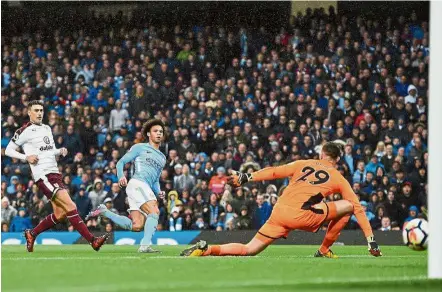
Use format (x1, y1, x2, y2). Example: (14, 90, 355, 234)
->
(43, 136, 50, 144)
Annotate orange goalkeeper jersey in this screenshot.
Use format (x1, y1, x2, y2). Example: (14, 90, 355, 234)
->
(251, 159, 373, 237)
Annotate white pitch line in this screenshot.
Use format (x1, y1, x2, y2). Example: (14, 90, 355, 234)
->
(1, 254, 426, 261)
(5, 275, 430, 292)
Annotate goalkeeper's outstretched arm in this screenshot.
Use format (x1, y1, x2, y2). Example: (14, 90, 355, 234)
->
(228, 161, 300, 186)
(250, 161, 299, 181)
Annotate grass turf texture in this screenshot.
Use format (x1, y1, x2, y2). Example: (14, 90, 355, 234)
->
(1, 245, 440, 292)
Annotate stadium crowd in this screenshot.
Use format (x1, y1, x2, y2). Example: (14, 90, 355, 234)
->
(1, 7, 429, 234)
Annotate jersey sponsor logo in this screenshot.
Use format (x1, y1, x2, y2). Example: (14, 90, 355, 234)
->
(43, 136, 50, 144)
(40, 144, 54, 151)
(145, 157, 164, 172)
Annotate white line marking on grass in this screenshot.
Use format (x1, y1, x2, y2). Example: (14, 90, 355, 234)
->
(2, 254, 425, 261)
(1, 256, 142, 261)
(6, 275, 430, 292)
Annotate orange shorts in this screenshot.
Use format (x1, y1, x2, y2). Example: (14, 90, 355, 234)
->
(256, 202, 337, 243)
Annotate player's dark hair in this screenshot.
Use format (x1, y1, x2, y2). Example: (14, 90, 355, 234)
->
(28, 100, 44, 109)
(322, 142, 343, 160)
(142, 119, 166, 140)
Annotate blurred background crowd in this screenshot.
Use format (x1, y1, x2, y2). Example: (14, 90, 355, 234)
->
(1, 4, 429, 234)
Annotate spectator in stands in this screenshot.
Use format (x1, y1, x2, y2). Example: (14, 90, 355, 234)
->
(74, 186, 92, 220)
(6, 176, 19, 195)
(203, 194, 225, 230)
(404, 205, 419, 225)
(222, 203, 237, 231)
(169, 207, 183, 231)
(109, 100, 129, 133)
(209, 167, 228, 194)
(252, 194, 273, 229)
(63, 125, 84, 160)
(88, 178, 108, 209)
(191, 216, 209, 230)
(107, 183, 128, 215)
(30, 199, 50, 227)
(379, 216, 393, 231)
(9, 208, 32, 232)
(2, 223, 9, 232)
(353, 161, 366, 184)
(0, 7, 429, 232)
(1, 197, 17, 225)
(167, 190, 183, 214)
(173, 164, 196, 192)
(371, 205, 386, 230)
(103, 197, 118, 215)
(92, 152, 108, 170)
(234, 206, 252, 230)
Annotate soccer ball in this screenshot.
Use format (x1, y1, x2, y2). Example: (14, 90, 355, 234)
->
(402, 218, 428, 251)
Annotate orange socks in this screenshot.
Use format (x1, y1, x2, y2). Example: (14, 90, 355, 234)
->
(203, 243, 248, 256)
(319, 214, 351, 254)
(203, 245, 219, 256)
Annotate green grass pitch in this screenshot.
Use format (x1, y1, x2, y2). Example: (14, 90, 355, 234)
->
(1, 245, 441, 292)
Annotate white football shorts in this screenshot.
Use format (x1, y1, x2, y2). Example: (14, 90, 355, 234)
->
(126, 178, 157, 212)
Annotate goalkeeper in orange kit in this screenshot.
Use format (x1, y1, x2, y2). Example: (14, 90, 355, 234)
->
(180, 142, 382, 258)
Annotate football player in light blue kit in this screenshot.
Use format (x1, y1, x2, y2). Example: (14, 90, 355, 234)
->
(87, 119, 167, 253)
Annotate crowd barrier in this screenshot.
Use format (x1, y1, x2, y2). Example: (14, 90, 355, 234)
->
(1, 230, 404, 246)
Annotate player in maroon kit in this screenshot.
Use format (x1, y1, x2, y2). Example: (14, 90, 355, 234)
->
(5, 100, 108, 252)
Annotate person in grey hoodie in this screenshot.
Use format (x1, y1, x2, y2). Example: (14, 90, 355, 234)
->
(109, 100, 129, 133)
(88, 179, 108, 209)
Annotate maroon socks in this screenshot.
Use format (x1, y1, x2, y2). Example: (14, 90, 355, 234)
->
(31, 210, 95, 243)
(66, 209, 94, 243)
(31, 213, 59, 236)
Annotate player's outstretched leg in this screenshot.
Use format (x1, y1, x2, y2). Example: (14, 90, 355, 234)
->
(138, 201, 161, 253)
(181, 236, 272, 257)
(316, 214, 351, 258)
(24, 213, 60, 252)
(24, 201, 67, 252)
(55, 190, 109, 251)
(87, 204, 133, 230)
(315, 201, 353, 258)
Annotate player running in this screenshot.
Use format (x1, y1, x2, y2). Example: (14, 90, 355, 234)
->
(181, 142, 382, 258)
(86, 119, 166, 253)
(5, 100, 109, 252)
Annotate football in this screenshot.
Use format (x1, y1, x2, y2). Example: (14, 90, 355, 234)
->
(402, 218, 429, 251)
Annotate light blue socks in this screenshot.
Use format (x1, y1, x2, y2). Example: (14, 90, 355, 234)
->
(102, 210, 159, 247)
(103, 209, 133, 230)
(140, 213, 159, 246)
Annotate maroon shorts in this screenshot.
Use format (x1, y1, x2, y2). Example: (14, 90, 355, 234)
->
(36, 173, 67, 200)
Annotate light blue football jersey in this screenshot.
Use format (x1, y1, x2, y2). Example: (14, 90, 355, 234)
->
(116, 143, 166, 196)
